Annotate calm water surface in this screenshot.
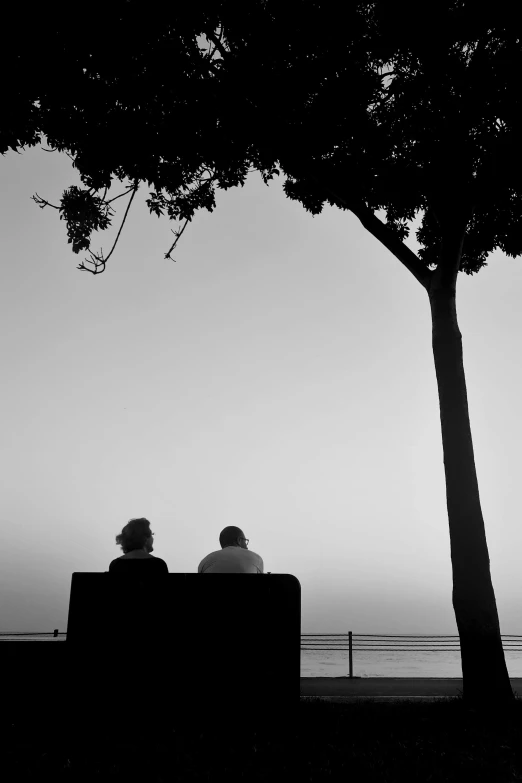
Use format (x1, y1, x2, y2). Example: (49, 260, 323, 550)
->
(300, 649, 522, 678)
(4, 636, 522, 678)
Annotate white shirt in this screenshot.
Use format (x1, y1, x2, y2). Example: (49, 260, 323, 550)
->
(198, 546, 264, 574)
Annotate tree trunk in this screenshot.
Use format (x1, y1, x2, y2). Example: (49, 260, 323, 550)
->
(302, 162, 514, 707)
(428, 280, 514, 707)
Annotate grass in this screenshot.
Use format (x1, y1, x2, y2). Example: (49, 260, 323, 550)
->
(4, 696, 522, 782)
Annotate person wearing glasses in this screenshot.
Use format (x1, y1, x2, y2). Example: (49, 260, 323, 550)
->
(197, 526, 264, 573)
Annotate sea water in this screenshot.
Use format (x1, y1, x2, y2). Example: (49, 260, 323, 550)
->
(300, 648, 522, 678)
(4, 636, 522, 678)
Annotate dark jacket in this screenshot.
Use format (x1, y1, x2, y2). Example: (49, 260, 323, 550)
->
(108, 555, 169, 575)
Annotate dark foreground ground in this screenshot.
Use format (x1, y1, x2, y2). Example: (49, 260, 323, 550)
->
(4, 696, 522, 782)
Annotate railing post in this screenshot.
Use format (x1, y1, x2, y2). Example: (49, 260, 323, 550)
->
(349, 631, 353, 678)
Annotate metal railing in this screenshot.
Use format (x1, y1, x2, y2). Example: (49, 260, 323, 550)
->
(0, 630, 66, 639)
(3, 631, 522, 678)
(301, 633, 522, 678)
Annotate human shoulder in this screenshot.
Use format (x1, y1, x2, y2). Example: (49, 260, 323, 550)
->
(246, 549, 264, 572)
(198, 549, 221, 569)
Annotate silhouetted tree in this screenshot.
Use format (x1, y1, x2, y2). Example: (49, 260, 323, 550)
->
(4, 1, 521, 705)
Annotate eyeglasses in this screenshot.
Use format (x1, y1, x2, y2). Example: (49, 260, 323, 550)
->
(240, 538, 249, 545)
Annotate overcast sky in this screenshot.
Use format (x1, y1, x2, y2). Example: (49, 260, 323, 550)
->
(1, 142, 521, 636)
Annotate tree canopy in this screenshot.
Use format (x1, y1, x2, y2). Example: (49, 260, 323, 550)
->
(5, 0, 522, 705)
(3, 1, 522, 277)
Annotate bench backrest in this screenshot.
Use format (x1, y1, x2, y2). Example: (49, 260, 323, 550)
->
(66, 572, 301, 726)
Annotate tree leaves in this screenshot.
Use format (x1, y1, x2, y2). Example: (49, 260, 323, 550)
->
(5, 1, 522, 275)
(59, 187, 114, 254)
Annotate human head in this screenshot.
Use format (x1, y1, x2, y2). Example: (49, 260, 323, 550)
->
(115, 518, 154, 554)
(219, 526, 248, 549)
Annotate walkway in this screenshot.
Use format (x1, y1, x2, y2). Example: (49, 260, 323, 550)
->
(300, 677, 522, 702)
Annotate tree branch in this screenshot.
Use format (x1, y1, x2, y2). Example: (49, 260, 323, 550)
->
(341, 192, 432, 289)
(283, 161, 432, 289)
(205, 29, 229, 61)
(106, 185, 137, 204)
(164, 217, 190, 262)
(31, 193, 60, 210)
(78, 181, 139, 274)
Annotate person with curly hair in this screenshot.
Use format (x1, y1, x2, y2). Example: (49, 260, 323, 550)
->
(108, 517, 169, 573)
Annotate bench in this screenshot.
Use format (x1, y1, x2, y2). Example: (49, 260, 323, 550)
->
(64, 572, 301, 736)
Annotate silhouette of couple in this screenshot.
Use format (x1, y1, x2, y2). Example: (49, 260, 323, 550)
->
(108, 517, 265, 574)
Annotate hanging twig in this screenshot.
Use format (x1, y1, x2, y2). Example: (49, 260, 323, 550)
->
(77, 181, 139, 274)
(164, 217, 191, 262)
